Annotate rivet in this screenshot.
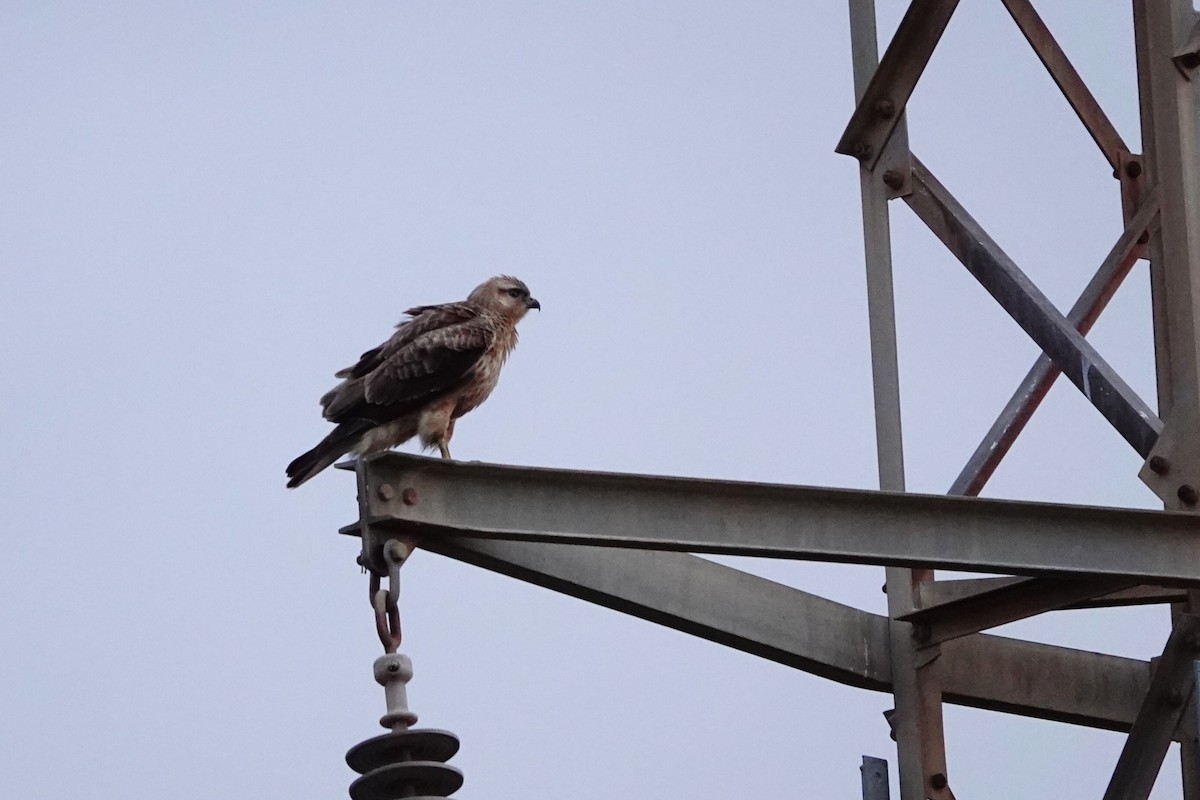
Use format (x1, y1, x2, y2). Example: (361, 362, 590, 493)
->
(882, 169, 905, 190)
(930, 773, 948, 790)
(1178, 484, 1198, 506)
(401, 487, 419, 506)
(874, 98, 896, 118)
(1124, 160, 1143, 179)
(377, 483, 396, 501)
(1149, 455, 1170, 475)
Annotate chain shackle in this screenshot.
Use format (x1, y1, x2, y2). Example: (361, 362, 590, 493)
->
(369, 540, 409, 654)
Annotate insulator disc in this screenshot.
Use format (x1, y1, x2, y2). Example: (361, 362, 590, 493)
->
(346, 729, 461, 774)
(349, 760, 464, 800)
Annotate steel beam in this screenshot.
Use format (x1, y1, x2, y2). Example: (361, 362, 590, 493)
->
(836, 0, 959, 170)
(1000, 0, 1129, 171)
(355, 453, 1200, 583)
(916, 577, 1186, 611)
(900, 576, 1141, 646)
(903, 157, 1163, 458)
(1103, 615, 1200, 800)
(361, 527, 1152, 732)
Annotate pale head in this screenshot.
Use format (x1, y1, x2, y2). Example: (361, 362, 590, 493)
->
(467, 275, 541, 319)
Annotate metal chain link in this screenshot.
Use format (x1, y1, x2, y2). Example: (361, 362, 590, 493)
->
(369, 540, 408, 654)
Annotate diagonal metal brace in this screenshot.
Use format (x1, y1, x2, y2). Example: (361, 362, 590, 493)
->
(1000, 0, 1130, 170)
(1103, 615, 1200, 800)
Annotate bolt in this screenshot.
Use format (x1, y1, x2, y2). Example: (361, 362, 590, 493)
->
(378, 483, 396, 501)
(882, 169, 905, 190)
(930, 773, 948, 790)
(401, 487, 419, 506)
(853, 142, 874, 161)
(1179, 484, 1198, 506)
(1124, 160, 1143, 179)
(1149, 455, 1170, 475)
(874, 98, 896, 118)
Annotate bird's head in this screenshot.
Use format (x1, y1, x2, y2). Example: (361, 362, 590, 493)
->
(469, 275, 541, 320)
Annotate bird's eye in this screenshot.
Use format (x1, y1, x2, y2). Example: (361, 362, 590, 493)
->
(507, 288, 523, 298)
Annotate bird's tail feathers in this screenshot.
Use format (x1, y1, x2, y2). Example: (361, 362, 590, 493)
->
(286, 423, 367, 488)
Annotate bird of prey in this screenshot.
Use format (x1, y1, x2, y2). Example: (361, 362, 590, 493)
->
(286, 275, 540, 488)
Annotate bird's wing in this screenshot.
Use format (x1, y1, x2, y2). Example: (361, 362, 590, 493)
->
(320, 307, 493, 424)
(334, 303, 479, 380)
(362, 319, 493, 408)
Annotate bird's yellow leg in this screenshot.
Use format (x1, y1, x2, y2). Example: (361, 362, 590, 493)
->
(439, 443, 452, 460)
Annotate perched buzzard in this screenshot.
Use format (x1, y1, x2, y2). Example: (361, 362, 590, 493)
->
(286, 275, 540, 487)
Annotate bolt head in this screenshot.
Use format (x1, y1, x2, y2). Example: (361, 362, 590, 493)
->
(1179, 484, 1198, 506)
(401, 487, 419, 506)
(1149, 455, 1170, 475)
(378, 483, 396, 501)
(930, 772, 948, 790)
(1124, 160, 1143, 179)
(852, 142, 874, 161)
(882, 169, 905, 190)
(874, 98, 896, 118)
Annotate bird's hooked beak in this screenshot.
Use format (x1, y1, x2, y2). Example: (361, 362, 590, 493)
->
(526, 297, 541, 311)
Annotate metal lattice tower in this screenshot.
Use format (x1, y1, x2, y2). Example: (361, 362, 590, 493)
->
(343, 2, 1200, 797)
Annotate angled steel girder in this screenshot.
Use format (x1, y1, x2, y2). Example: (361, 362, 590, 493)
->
(836, 0, 959, 169)
(353, 453, 1200, 583)
(1000, 0, 1129, 171)
(342, 513, 1152, 732)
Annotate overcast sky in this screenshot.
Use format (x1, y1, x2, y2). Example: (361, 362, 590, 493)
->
(2, 2, 1191, 798)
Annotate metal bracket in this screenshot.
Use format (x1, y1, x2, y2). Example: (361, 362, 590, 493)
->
(1172, 14, 1200, 79)
(1139, 416, 1200, 510)
(352, 457, 423, 576)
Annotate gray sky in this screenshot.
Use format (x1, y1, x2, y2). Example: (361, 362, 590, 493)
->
(1, 2, 1187, 798)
